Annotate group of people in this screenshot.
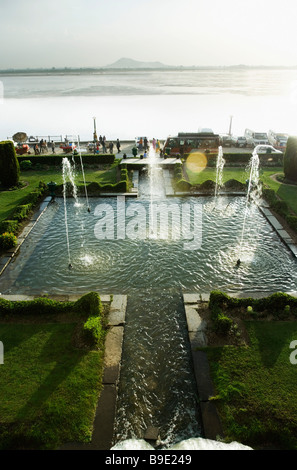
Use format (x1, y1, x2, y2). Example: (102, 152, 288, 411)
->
(137, 137, 161, 152)
(33, 138, 50, 154)
(93, 136, 121, 154)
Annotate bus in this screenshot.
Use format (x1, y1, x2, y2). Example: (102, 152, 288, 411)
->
(163, 131, 220, 156)
(268, 130, 288, 151)
(244, 129, 269, 147)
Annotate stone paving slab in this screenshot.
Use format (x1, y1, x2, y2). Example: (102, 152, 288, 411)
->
(200, 401, 224, 441)
(103, 326, 124, 385)
(266, 215, 283, 230)
(189, 331, 208, 348)
(185, 305, 206, 332)
(183, 294, 200, 304)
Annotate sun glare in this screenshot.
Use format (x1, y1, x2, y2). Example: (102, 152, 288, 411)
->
(185, 152, 207, 173)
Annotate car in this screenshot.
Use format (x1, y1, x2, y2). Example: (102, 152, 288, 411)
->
(231, 136, 247, 148)
(219, 134, 233, 147)
(254, 145, 283, 154)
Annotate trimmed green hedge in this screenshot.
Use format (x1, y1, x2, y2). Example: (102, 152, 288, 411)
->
(0, 141, 20, 188)
(284, 136, 297, 182)
(0, 182, 47, 253)
(17, 154, 115, 166)
(209, 290, 297, 319)
(0, 292, 104, 348)
(262, 186, 297, 233)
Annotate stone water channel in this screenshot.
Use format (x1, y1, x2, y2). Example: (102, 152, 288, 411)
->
(1, 154, 297, 448)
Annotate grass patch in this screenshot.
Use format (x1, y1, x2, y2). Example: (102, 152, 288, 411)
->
(0, 165, 118, 224)
(206, 321, 297, 449)
(0, 293, 107, 449)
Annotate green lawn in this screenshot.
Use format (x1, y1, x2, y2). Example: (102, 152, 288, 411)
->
(0, 321, 104, 449)
(186, 165, 297, 216)
(206, 321, 297, 449)
(0, 165, 118, 223)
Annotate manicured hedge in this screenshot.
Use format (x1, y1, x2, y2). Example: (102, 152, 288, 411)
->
(209, 290, 297, 319)
(0, 141, 20, 188)
(262, 186, 297, 234)
(0, 291, 104, 348)
(284, 136, 297, 182)
(17, 154, 115, 166)
(0, 182, 47, 252)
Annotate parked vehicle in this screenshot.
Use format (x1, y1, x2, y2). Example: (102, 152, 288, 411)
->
(254, 145, 283, 154)
(219, 134, 233, 147)
(231, 135, 247, 148)
(268, 130, 288, 151)
(163, 131, 220, 156)
(244, 129, 269, 147)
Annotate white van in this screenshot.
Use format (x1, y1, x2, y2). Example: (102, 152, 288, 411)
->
(244, 129, 269, 147)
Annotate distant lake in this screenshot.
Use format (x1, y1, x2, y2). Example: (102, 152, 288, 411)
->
(1, 68, 297, 141)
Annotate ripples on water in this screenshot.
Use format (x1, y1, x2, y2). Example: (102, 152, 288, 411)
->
(1, 195, 297, 445)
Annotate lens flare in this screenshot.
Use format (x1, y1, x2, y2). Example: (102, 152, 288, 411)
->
(185, 152, 207, 173)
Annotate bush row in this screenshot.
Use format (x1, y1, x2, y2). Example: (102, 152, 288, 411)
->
(0, 292, 104, 348)
(262, 187, 297, 233)
(0, 182, 47, 251)
(173, 162, 192, 191)
(17, 154, 115, 166)
(209, 290, 297, 320)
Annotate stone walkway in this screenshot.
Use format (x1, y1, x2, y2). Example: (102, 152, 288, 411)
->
(183, 293, 224, 441)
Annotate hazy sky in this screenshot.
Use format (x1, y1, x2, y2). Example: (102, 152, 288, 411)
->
(1, 0, 297, 69)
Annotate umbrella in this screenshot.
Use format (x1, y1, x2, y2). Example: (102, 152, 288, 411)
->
(12, 132, 28, 143)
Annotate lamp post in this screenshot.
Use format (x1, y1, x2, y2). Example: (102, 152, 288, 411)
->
(93, 117, 97, 154)
(228, 115, 233, 136)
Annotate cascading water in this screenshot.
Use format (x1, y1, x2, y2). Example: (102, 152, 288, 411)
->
(62, 158, 76, 268)
(147, 145, 165, 237)
(76, 135, 90, 212)
(238, 147, 261, 263)
(214, 146, 225, 198)
(62, 157, 80, 206)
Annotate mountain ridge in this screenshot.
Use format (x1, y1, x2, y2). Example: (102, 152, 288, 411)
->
(105, 57, 169, 69)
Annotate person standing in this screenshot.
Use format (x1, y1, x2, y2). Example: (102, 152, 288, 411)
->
(51, 141, 55, 153)
(144, 137, 148, 151)
(116, 138, 121, 153)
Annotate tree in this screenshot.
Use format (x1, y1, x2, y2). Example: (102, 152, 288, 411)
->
(284, 136, 297, 183)
(0, 141, 20, 188)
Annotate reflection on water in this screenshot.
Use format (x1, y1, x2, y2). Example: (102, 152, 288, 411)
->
(1, 195, 296, 446)
(1, 196, 296, 295)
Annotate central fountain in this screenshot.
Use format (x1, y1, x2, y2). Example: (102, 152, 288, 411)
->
(1, 142, 296, 451)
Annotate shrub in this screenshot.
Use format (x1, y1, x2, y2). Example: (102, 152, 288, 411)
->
(20, 160, 32, 171)
(284, 136, 297, 182)
(286, 215, 297, 232)
(199, 180, 216, 191)
(0, 220, 19, 234)
(82, 315, 103, 348)
(74, 292, 102, 317)
(0, 232, 17, 250)
(0, 141, 20, 188)
(214, 312, 233, 335)
(12, 204, 32, 221)
(175, 179, 191, 191)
